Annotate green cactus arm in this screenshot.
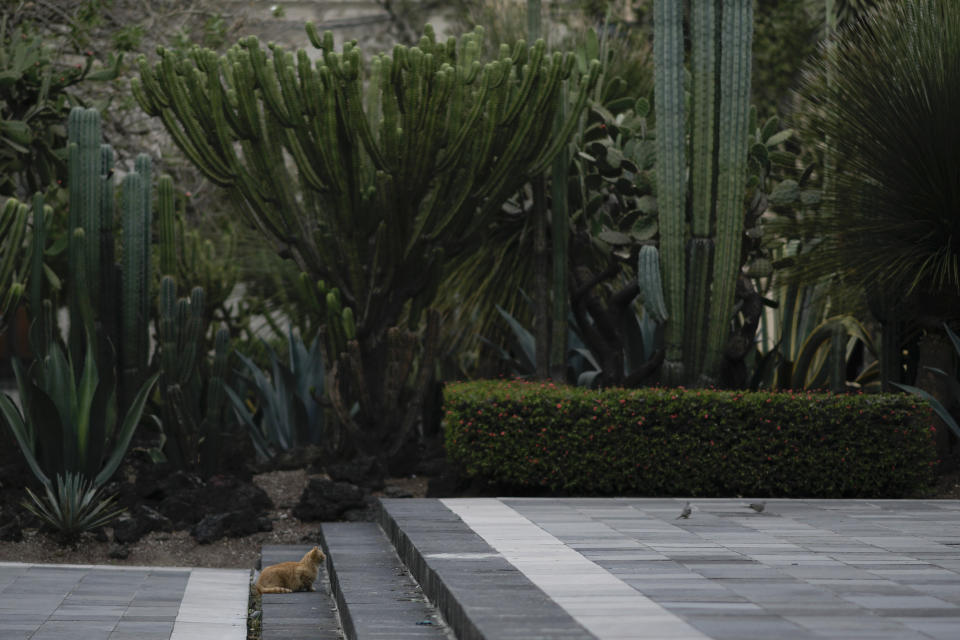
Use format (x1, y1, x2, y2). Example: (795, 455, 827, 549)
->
(637, 244, 669, 324)
(200, 328, 231, 469)
(71, 108, 103, 314)
(690, 0, 717, 238)
(530, 59, 600, 174)
(28, 193, 45, 313)
(653, 0, 687, 375)
(682, 238, 713, 378)
(500, 39, 541, 124)
(134, 154, 152, 369)
(704, 0, 753, 379)
(121, 172, 148, 378)
(157, 175, 177, 276)
(0, 199, 29, 319)
(435, 66, 493, 173)
(241, 38, 294, 127)
(158, 52, 236, 182)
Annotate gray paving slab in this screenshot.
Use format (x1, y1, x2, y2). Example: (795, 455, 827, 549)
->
(379, 499, 593, 640)
(377, 498, 960, 639)
(258, 544, 343, 640)
(0, 564, 188, 639)
(0, 563, 247, 640)
(319, 521, 449, 639)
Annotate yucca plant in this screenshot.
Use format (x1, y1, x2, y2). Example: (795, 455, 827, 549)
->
(22, 471, 125, 544)
(789, 0, 960, 318)
(786, 0, 960, 450)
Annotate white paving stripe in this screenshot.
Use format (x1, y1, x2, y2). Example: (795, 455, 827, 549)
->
(442, 498, 709, 640)
(170, 568, 251, 640)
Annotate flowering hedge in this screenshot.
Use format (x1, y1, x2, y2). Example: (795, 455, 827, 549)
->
(443, 380, 937, 497)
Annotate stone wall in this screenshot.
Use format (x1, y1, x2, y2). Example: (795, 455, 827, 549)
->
(219, 0, 463, 55)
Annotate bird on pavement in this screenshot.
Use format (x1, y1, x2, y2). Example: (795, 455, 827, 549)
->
(748, 501, 766, 513)
(676, 502, 692, 519)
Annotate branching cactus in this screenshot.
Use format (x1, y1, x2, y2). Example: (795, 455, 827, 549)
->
(654, 0, 753, 386)
(134, 25, 599, 463)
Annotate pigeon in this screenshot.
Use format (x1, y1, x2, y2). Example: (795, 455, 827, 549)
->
(676, 502, 692, 519)
(748, 501, 766, 513)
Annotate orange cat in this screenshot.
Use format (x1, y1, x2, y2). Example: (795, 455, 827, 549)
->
(255, 546, 325, 594)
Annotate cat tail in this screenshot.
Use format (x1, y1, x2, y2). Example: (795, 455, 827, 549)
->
(257, 586, 294, 594)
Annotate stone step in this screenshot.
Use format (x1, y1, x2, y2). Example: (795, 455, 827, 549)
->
(378, 498, 592, 640)
(319, 521, 449, 639)
(258, 544, 343, 640)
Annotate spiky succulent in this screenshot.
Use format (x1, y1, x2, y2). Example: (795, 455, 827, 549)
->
(22, 472, 125, 544)
(788, 0, 960, 307)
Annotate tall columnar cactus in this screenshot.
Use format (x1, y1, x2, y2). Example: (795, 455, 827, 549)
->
(156, 275, 205, 469)
(654, 0, 753, 386)
(157, 175, 177, 277)
(120, 158, 152, 398)
(134, 25, 599, 461)
(66, 107, 153, 409)
(66, 107, 103, 354)
(653, 0, 687, 385)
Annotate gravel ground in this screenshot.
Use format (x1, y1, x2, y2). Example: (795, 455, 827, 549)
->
(0, 469, 318, 569)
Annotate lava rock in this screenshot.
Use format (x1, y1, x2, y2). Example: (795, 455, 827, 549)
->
(113, 505, 173, 544)
(108, 543, 130, 559)
(0, 513, 22, 542)
(265, 444, 325, 472)
(293, 478, 366, 521)
(326, 455, 385, 490)
(191, 510, 273, 544)
(158, 474, 272, 528)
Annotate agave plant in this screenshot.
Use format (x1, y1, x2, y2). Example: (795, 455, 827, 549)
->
(226, 329, 326, 460)
(0, 323, 159, 489)
(22, 471, 125, 544)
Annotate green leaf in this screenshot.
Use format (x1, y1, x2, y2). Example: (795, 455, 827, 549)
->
(0, 393, 50, 487)
(635, 96, 650, 118)
(597, 230, 632, 245)
(94, 372, 159, 487)
(891, 382, 960, 440)
(495, 304, 536, 374)
(769, 179, 799, 206)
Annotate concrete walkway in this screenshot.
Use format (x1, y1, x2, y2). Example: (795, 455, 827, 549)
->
(380, 498, 960, 640)
(3, 499, 960, 639)
(0, 563, 248, 640)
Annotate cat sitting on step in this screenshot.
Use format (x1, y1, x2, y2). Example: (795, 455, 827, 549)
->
(255, 546, 325, 594)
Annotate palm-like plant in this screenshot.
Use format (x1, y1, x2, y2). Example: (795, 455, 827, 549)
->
(789, 0, 960, 306)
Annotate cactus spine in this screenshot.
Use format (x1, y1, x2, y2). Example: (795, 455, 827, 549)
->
(654, 0, 753, 385)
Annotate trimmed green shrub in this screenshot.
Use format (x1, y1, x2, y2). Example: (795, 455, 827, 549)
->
(443, 380, 937, 497)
